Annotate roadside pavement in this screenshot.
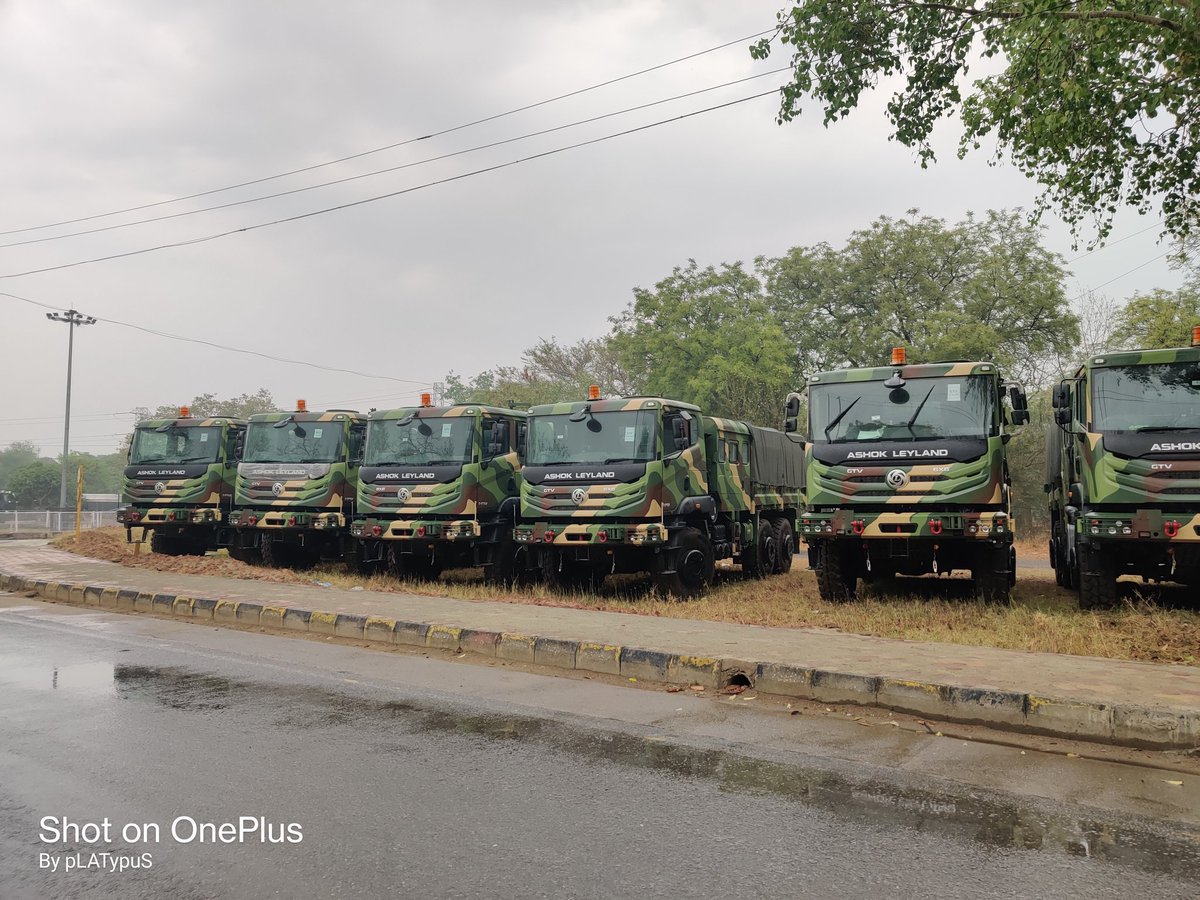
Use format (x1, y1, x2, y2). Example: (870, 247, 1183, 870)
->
(1, 542, 1197, 748)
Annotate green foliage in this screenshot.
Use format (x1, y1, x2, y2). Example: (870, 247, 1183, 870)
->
(752, 1, 1200, 242)
(0, 440, 40, 489)
(439, 338, 641, 410)
(134, 389, 277, 421)
(66, 451, 125, 494)
(1109, 285, 1200, 349)
(610, 261, 795, 426)
(7, 461, 62, 509)
(761, 210, 1078, 384)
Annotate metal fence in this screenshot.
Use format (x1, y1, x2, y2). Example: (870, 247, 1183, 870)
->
(0, 510, 118, 533)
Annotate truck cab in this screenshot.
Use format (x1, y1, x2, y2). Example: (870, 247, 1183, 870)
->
(117, 407, 244, 555)
(1048, 332, 1200, 606)
(223, 402, 363, 568)
(351, 396, 526, 582)
(791, 351, 1026, 602)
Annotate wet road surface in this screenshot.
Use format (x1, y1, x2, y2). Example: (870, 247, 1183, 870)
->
(2, 597, 1198, 899)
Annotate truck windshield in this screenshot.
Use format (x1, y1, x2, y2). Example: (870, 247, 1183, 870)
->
(811, 376, 993, 442)
(130, 426, 223, 464)
(527, 410, 657, 465)
(364, 417, 475, 466)
(1092, 362, 1200, 432)
(243, 421, 344, 463)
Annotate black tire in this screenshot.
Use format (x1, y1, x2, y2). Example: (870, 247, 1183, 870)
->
(815, 541, 858, 603)
(228, 546, 260, 565)
(1051, 538, 1065, 586)
(260, 537, 290, 569)
(384, 544, 405, 579)
(974, 544, 1012, 605)
(406, 554, 444, 582)
(484, 539, 525, 588)
(150, 531, 186, 556)
(772, 518, 795, 575)
(654, 527, 715, 599)
(1078, 544, 1118, 610)
(741, 517, 776, 579)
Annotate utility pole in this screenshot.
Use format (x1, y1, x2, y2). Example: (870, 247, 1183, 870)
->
(46, 309, 96, 509)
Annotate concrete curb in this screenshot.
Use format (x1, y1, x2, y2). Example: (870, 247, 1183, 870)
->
(4, 571, 1197, 749)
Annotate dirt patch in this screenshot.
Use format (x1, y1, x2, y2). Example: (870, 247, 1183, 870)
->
(52, 528, 1200, 665)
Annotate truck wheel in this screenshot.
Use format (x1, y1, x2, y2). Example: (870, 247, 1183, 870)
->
(1078, 546, 1118, 610)
(815, 541, 858, 603)
(150, 532, 185, 556)
(741, 518, 776, 578)
(974, 545, 1012, 605)
(1051, 538, 1065, 586)
(260, 537, 291, 569)
(228, 546, 260, 565)
(654, 528, 715, 599)
(772, 519, 795, 575)
(484, 540, 525, 588)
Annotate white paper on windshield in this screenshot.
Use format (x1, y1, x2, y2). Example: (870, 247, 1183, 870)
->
(946, 384, 962, 402)
(199, 433, 209, 442)
(624, 427, 636, 442)
(441, 423, 453, 437)
(313, 428, 323, 438)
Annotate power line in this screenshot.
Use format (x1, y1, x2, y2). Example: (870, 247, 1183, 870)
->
(0, 290, 435, 386)
(0, 68, 789, 251)
(0, 29, 774, 238)
(0, 90, 778, 281)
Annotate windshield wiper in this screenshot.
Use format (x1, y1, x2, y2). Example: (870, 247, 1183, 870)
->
(1130, 425, 1195, 433)
(823, 397, 861, 439)
(904, 386, 937, 436)
(603, 456, 644, 464)
(178, 456, 215, 463)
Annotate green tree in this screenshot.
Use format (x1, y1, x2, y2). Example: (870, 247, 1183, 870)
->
(610, 261, 794, 425)
(66, 451, 126, 494)
(760, 210, 1079, 385)
(134, 389, 277, 421)
(8, 461, 62, 509)
(0, 441, 40, 489)
(440, 338, 640, 409)
(1109, 285, 1200, 349)
(752, 2, 1200, 242)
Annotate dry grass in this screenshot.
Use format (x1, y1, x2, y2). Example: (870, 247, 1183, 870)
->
(51, 528, 1200, 666)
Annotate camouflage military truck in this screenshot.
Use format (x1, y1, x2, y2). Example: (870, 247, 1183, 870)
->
(117, 407, 245, 555)
(789, 350, 1028, 603)
(220, 402, 364, 568)
(1046, 331, 1200, 607)
(514, 389, 805, 597)
(350, 396, 526, 581)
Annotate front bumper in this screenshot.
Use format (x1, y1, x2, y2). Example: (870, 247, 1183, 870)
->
(118, 506, 222, 527)
(1077, 509, 1200, 542)
(797, 510, 1011, 541)
(514, 521, 667, 547)
(230, 510, 345, 531)
(352, 517, 480, 541)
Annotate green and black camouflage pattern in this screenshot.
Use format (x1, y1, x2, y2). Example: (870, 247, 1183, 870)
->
(117, 416, 244, 531)
(799, 361, 1014, 544)
(515, 397, 803, 554)
(351, 404, 525, 544)
(1049, 345, 1200, 546)
(230, 410, 362, 534)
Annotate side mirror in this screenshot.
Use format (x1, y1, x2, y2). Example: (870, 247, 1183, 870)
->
(515, 422, 527, 457)
(784, 417, 798, 433)
(1051, 383, 1069, 409)
(1054, 407, 1071, 427)
(784, 392, 802, 420)
(233, 432, 245, 461)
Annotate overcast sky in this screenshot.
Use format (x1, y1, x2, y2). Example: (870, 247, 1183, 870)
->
(0, 0, 1186, 457)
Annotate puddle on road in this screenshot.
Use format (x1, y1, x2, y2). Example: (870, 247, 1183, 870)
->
(109, 663, 1200, 879)
(0, 660, 115, 696)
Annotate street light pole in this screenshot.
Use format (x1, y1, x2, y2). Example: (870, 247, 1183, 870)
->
(46, 309, 96, 509)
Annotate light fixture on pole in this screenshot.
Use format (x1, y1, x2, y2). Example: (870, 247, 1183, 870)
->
(46, 309, 96, 509)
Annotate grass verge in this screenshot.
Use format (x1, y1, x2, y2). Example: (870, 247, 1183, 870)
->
(48, 528, 1200, 666)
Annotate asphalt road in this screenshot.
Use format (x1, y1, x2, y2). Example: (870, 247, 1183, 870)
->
(1, 597, 1197, 899)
